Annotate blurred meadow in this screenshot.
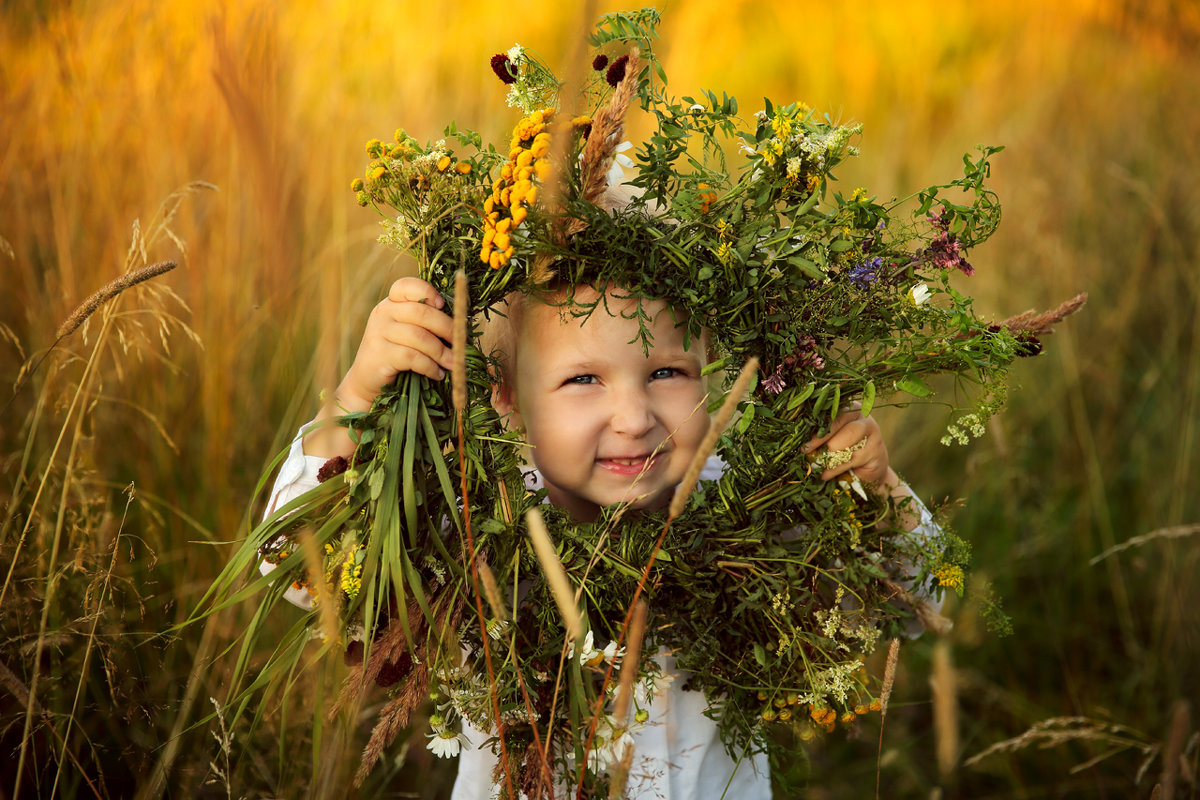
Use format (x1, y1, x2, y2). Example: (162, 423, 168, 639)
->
(2, 0, 1198, 797)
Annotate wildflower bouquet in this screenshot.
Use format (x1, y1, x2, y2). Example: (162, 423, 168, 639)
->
(198, 8, 1082, 797)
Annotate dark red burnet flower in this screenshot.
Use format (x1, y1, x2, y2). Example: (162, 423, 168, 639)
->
(343, 639, 364, 666)
(317, 455, 349, 483)
(490, 53, 517, 84)
(375, 652, 413, 687)
(988, 324, 1043, 357)
(605, 54, 630, 87)
(592, 54, 609, 71)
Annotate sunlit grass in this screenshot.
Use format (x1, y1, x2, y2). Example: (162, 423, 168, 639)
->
(2, 0, 1198, 796)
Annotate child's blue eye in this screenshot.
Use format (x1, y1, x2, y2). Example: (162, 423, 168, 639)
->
(650, 367, 680, 381)
(565, 374, 598, 385)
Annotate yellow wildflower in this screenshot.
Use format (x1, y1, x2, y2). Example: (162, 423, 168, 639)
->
(934, 564, 965, 591)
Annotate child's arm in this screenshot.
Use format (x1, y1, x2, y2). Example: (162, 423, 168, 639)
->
(303, 277, 455, 458)
(804, 407, 945, 632)
(259, 278, 453, 609)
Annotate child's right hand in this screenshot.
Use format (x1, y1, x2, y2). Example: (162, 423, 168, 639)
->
(304, 277, 454, 458)
(339, 277, 455, 409)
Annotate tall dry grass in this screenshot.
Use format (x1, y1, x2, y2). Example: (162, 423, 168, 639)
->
(2, 0, 1198, 796)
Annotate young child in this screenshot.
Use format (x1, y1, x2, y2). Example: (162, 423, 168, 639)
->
(265, 274, 937, 799)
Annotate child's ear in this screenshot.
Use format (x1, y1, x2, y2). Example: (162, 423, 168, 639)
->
(490, 381, 521, 428)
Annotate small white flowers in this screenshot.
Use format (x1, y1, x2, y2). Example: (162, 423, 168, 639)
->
(909, 282, 932, 306)
(941, 411, 988, 446)
(506, 43, 524, 62)
(568, 630, 625, 667)
(606, 141, 636, 186)
(688, 102, 705, 114)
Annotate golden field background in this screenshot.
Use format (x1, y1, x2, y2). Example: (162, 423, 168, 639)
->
(2, 1, 1198, 797)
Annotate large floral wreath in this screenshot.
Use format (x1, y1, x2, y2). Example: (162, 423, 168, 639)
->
(198, 9, 1082, 798)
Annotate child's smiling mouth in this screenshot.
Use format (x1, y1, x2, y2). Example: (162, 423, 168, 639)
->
(596, 452, 666, 476)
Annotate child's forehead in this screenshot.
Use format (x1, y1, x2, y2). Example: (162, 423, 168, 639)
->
(516, 285, 708, 360)
(524, 285, 674, 331)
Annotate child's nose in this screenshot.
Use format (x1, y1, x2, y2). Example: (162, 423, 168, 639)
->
(609, 388, 655, 437)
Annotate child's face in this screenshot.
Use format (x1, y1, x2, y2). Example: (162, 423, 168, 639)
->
(496, 289, 711, 521)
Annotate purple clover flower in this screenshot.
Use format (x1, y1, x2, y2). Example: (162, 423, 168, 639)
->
(925, 207, 974, 275)
(849, 256, 883, 288)
(763, 365, 787, 394)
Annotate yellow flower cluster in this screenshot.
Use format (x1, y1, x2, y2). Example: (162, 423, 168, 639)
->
(713, 217, 734, 263)
(759, 694, 884, 733)
(341, 561, 363, 600)
(354, 131, 471, 208)
(934, 563, 964, 591)
(481, 108, 555, 269)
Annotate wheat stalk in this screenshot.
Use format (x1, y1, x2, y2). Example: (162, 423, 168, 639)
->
(997, 291, 1087, 337)
(56, 260, 178, 340)
(452, 269, 468, 412)
(612, 599, 647, 729)
(668, 357, 758, 519)
(477, 559, 508, 623)
(525, 507, 583, 641)
(875, 637, 901, 800)
(579, 50, 640, 206)
(930, 639, 959, 782)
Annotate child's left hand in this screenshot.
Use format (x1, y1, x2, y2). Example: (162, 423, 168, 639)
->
(803, 405, 899, 492)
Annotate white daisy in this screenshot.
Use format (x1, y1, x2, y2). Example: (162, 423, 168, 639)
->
(606, 141, 636, 186)
(568, 630, 627, 667)
(426, 729, 471, 759)
(909, 282, 932, 306)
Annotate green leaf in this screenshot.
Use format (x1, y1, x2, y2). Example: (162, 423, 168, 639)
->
(752, 643, 768, 667)
(796, 190, 821, 216)
(786, 382, 816, 410)
(736, 401, 757, 433)
(862, 380, 876, 417)
(896, 376, 933, 398)
(787, 256, 822, 279)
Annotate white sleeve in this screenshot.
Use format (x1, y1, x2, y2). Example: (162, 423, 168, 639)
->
(258, 425, 326, 610)
(889, 487, 947, 636)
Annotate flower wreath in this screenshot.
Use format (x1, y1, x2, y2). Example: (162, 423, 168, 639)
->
(199, 9, 1083, 797)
